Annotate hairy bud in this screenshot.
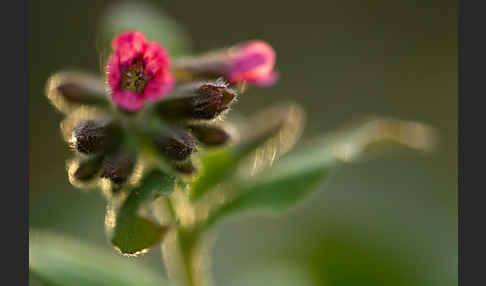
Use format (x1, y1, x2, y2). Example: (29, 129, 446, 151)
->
(72, 119, 123, 154)
(99, 151, 136, 185)
(154, 128, 198, 161)
(46, 71, 108, 113)
(154, 81, 237, 120)
(187, 124, 230, 146)
(72, 155, 104, 181)
(170, 159, 197, 175)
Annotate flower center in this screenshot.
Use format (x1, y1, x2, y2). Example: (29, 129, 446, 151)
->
(120, 58, 150, 93)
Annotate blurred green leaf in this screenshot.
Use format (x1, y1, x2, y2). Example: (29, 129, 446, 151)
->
(306, 227, 420, 286)
(204, 148, 338, 228)
(190, 117, 285, 201)
(110, 169, 175, 254)
(29, 231, 169, 286)
(190, 103, 304, 202)
(210, 165, 331, 221)
(29, 269, 57, 286)
(98, 0, 192, 66)
(225, 260, 314, 286)
(204, 118, 436, 227)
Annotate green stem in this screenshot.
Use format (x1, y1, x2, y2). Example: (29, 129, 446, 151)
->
(155, 197, 212, 286)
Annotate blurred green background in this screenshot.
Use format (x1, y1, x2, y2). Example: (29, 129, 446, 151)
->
(29, 0, 457, 285)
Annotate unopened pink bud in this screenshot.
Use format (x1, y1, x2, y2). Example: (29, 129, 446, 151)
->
(225, 40, 277, 86)
(174, 40, 277, 87)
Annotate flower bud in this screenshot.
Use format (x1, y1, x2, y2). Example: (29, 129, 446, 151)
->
(72, 155, 104, 181)
(170, 159, 197, 175)
(100, 151, 136, 185)
(154, 127, 198, 161)
(46, 71, 108, 113)
(154, 80, 237, 120)
(187, 124, 230, 146)
(173, 40, 277, 86)
(72, 119, 123, 154)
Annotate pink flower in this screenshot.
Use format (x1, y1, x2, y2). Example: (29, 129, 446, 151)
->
(224, 40, 277, 86)
(174, 40, 277, 87)
(106, 31, 174, 112)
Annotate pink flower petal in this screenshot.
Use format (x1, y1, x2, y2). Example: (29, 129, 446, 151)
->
(106, 54, 121, 91)
(111, 90, 144, 112)
(226, 40, 276, 86)
(143, 41, 171, 76)
(143, 72, 174, 101)
(112, 31, 147, 64)
(247, 71, 279, 86)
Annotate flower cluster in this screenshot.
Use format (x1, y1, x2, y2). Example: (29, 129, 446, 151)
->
(46, 31, 277, 194)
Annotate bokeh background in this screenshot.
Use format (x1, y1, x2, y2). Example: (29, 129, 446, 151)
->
(29, 0, 457, 285)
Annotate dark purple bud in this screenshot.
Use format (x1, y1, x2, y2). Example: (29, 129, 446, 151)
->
(72, 119, 123, 154)
(154, 80, 237, 120)
(187, 124, 230, 146)
(72, 155, 104, 181)
(99, 151, 136, 185)
(154, 127, 198, 161)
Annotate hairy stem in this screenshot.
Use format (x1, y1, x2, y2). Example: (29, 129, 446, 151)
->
(154, 196, 213, 286)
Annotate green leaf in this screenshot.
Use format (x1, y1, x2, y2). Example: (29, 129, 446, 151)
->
(204, 149, 338, 228)
(211, 165, 330, 218)
(112, 216, 167, 255)
(29, 231, 169, 286)
(203, 118, 436, 227)
(98, 1, 192, 63)
(110, 169, 175, 254)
